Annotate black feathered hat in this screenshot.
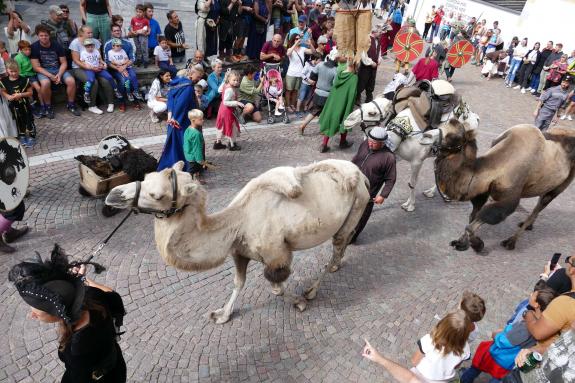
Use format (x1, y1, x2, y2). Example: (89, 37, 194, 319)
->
(8, 245, 102, 324)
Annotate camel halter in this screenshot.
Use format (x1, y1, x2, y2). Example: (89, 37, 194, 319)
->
(131, 169, 187, 218)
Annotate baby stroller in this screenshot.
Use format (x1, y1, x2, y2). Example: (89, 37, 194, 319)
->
(260, 63, 290, 124)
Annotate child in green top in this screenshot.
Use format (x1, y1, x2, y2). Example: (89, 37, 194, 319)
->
(13, 40, 42, 116)
(183, 109, 206, 184)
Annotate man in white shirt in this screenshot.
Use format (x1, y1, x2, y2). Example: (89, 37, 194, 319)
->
(4, 11, 32, 56)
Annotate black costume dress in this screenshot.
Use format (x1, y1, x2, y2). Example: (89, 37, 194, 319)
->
(58, 287, 126, 383)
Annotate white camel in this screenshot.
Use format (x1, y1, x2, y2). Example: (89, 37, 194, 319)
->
(344, 90, 480, 212)
(105, 160, 370, 324)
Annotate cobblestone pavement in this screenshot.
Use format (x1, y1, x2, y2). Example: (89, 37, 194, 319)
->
(1, 55, 575, 383)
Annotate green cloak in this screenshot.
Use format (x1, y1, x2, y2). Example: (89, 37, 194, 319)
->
(318, 67, 358, 137)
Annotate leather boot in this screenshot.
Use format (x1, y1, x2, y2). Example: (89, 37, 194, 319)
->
(4, 226, 30, 243)
(0, 237, 16, 253)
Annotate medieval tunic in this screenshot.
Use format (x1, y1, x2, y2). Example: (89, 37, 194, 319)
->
(350, 140, 397, 241)
(318, 66, 358, 137)
(216, 84, 241, 140)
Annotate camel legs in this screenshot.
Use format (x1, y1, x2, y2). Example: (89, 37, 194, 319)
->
(501, 174, 575, 250)
(401, 161, 423, 212)
(450, 196, 520, 253)
(210, 254, 249, 324)
(305, 195, 367, 300)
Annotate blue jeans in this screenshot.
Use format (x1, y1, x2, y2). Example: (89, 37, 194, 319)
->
(111, 67, 139, 93)
(298, 83, 313, 102)
(506, 58, 522, 84)
(460, 366, 501, 383)
(84, 69, 117, 93)
(430, 23, 440, 39)
(529, 72, 541, 90)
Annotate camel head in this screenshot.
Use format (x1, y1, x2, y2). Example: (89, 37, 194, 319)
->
(343, 97, 391, 129)
(436, 119, 478, 159)
(105, 162, 206, 218)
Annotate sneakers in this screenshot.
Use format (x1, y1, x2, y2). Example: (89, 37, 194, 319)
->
(561, 115, 573, 121)
(46, 106, 55, 119)
(228, 143, 241, 151)
(27, 137, 36, 147)
(560, 115, 567, 120)
(526, 87, 532, 92)
(83, 92, 92, 104)
(107, 104, 114, 113)
(88, 106, 103, 114)
(3, 225, 29, 243)
(569, 115, 573, 121)
(134, 91, 144, 102)
(150, 110, 159, 123)
(513, 85, 521, 90)
(213, 141, 227, 150)
(67, 104, 81, 116)
(114, 89, 124, 99)
(32, 103, 43, 118)
(520, 88, 526, 94)
(126, 92, 135, 102)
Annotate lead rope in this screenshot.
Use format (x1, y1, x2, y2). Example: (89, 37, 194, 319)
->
(83, 210, 133, 265)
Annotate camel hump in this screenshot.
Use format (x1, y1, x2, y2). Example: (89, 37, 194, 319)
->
(491, 124, 544, 148)
(297, 159, 361, 192)
(230, 166, 304, 207)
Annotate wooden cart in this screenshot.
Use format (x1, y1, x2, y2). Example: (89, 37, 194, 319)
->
(78, 164, 131, 217)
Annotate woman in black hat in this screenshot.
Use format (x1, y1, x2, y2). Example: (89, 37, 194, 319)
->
(8, 245, 126, 383)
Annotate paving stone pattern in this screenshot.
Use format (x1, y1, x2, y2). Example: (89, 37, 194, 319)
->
(1, 55, 575, 382)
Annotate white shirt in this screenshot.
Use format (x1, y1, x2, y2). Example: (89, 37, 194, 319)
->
(415, 334, 470, 381)
(384, 72, 408, 94)
(69, 38, 102, 69)
(0, 57, 6, 76)
(154, 45, 171, 62)
(268, 84, 282, 98)
(4, 26, 31, 56)
(513, 44, 529, 60)
(108, 49, 129, 65)
(80, 50, 101, 68)
(287, 46, 306, 78)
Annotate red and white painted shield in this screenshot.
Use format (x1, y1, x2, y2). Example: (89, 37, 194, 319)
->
(447, 40, 474, 68)
(392, 31, 424, 63)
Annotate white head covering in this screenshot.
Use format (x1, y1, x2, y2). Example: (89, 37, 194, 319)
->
(368, 126, 388, 142)
(327, 48, 339, 62)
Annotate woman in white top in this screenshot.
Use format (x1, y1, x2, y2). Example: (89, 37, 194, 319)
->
(285, 34, 315, 113)
(518, 42, 541, 93)
(505, 37, 529, 87)
(147, 70, 172, 122)
(363, 310, 472, 383)
(4, 11, 31, 56)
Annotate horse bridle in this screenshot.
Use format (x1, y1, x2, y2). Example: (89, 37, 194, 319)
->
(359, 100, 385, 132)
(131, 169, 188, 218)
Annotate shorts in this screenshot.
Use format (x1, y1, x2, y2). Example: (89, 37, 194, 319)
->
(26, 75, 39, 84)
(285, 75, 302, 91)
(37, 67, 73, 82)
(298, 82, 313, 101)
(240, 99, 260, 113)
(309, 93, 327, 116)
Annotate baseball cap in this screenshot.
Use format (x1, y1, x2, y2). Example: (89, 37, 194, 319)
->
(315, 0, 322, 5)
(49, 5, 64, 15)
(112, 38, 123, 46)
(83, 38, 95, 46)
(298, 15, 307, 23)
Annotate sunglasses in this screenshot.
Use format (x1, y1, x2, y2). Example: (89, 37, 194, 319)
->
(61, 9, 69, 13)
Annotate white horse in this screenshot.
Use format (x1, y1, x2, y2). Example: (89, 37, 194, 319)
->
(344, 95, 480, 212)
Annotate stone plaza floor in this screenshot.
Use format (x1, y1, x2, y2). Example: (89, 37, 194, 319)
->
(1, 50, 575, 382)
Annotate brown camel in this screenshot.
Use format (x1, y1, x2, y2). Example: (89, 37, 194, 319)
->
(434, 120, 575, 252)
